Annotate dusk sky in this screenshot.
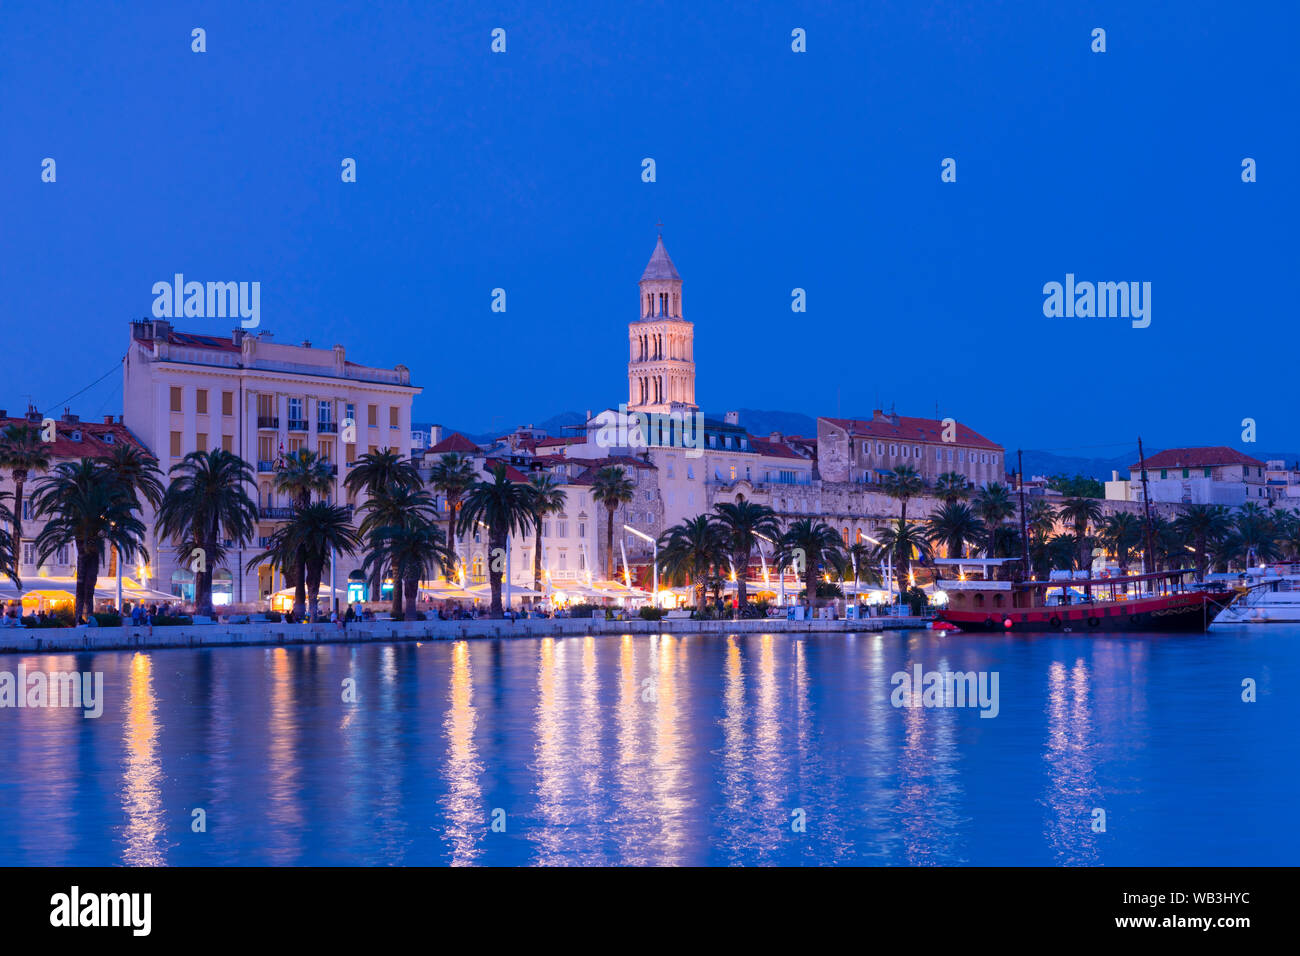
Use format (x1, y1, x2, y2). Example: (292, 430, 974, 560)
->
(3, 1, 1296, 455)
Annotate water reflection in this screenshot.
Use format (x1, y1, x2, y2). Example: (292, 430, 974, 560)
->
(120, 652, 167, 865)
(0, 629, 1290, 866)
(1042, 658, 1101, 865)
(441, 641, 482, 865)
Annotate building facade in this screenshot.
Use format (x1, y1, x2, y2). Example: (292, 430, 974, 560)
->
(123, 320, 420, 604)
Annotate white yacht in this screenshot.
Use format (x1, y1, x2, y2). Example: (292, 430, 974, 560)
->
(1213, 565, 1300, 624)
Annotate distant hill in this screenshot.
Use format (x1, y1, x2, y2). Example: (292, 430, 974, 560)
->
(1020, 448, 1299, 482)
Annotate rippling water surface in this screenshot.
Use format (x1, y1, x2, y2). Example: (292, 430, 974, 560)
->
(0, 627, 1295, 865)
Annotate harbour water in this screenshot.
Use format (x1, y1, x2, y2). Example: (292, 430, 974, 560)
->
(0, 627, 1294, 866)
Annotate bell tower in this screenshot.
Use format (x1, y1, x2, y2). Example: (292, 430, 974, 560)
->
(628, 232, 695, 413)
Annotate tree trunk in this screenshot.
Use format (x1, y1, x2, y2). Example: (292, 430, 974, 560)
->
(489, 529, 505, 616)
(391, 559, 404, 618)
(11, 474, 25, 599)
(404, 577, 419, 621)
(306, 557, 323, 621)
(805, 565, 818, 610)
(80, 547, 100, 622)
(446, 500, 459, 581)
(293, 546, 308, 618)
(605, 507, 615, 580)
(533, 525, 543, 592)
(736, 547, 749, 609)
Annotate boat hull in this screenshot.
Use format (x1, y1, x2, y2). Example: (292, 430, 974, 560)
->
(938, 591, 1228, 634)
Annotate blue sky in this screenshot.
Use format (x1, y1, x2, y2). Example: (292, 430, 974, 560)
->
(2, 1, 1296, 456)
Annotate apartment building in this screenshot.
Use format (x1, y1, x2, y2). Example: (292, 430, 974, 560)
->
(123, 319, 420, 604)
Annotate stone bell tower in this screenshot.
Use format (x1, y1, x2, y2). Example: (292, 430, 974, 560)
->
(628, 233, 695, 414)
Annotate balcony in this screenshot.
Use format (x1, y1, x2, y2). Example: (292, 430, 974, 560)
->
(258, 416, 279, 429)
(257, 460, 276, 472)
(262, 507, 295, 520)
(287, 419, 309, 432)
(317, 421, 338, 434)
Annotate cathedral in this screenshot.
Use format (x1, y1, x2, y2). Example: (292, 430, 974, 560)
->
(627, 234, 697, 414)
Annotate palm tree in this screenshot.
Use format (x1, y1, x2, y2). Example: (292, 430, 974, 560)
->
(1101, 512, 1143, 573)
(356, 484, 438, 617)
(1058, 497, 1104, 572)
(345, 448, 423, 599)
(272, 449, 335, 617)
(1046, 532, 1080, 572)
(934, 471, 972, 505)
(157, 450, 259, 618)
(0, 423, 52, 599)
(457, 462, 536, 616)
(713, 498, 780, 609)
(591, 465, 635, 580)
(0, 492, 19, 588)
(427, 453, 477, 576)
(527, 473, 567, 592)
(1025, 499, 1059, 579)
(844, 540, 881, 600)
(30, 459, 148, 621)
(657, 514, 727, 613)
(773, 518, 843, 610)
(872, 519, 931, 593)
(972, 482, 1016, 574)
(361, 521, 453, 620)
(248, 503, 360, 619)
(1231, 508, 1280, 569)
(925, 501, 984, 560)
(97, 443, 165, 580)
(1174, 504, 1233, 580)
(1150, 515, 1186, 572)
(881, 465, 925, 522)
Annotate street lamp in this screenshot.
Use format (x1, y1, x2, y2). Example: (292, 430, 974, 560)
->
(623, 524, 657, 605)
(754, 531, 782, 605)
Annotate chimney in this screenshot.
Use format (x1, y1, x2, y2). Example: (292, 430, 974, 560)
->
(25, 403, 40, 423)
(103, 415, 114, 425)
(61, 408, 79, 423)
(429, 424, 443, 446)
(232, 329, 245, 347)
(724, 410, 739, 425)
(301, 340, 311, 349)
(1112, 470, 1119, 481)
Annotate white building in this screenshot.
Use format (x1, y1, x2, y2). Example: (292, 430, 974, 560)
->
(123, 320, 420, 605)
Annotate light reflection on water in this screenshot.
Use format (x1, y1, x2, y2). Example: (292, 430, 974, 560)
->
(0, 629, 1295, 866)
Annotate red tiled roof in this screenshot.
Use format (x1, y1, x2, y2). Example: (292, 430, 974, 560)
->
(747, 435, 805, 459)
(165, 330, 240, 352)
(0, 416, 150, 460)
(536, 436, 584, 448)
(569, 457, 655, 486)
(429, 432, 479, 454)
(821, 415, 1001, 450)
(483, 459, 530, 482)
(1131, 447, 1266, 471)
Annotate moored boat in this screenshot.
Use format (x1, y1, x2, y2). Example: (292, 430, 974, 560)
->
(933, 558, 1234, 634)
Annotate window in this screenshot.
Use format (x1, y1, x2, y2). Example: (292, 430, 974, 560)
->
(389, 407, 399, 428)
(195, 389, 208, 414)
(579, 552, 586, 570)
(221, 434, 233, 452)
(687, 465, 694, 480)
(319, 440, 334, 463)
(890, 444, 897, 456)
(196, 432, 207, 452)
(169, 387, 182, 412)
(318, 401, 333, 425)
(345, 403, 356, 424)
(557, 521, 568, 538)
(729, 465, 737, 481)
(22, 544, 34, 566)
(1182, 468, 1190, 478)
(578, 522, 585, 537)
(367, 404, 377, 427)
(288, 438, 303, 453)
(841, 527, 849, 545)
(170, 431, 182, 457)
(288, 397, 303, 421)
(543, 521, 550, 538)
(259, 437, 275, 461)
(56, 545, 71, 565)
(222, 391, 234, 416)
(346, 443, 356, 464)
(1160, 469, 1168, 479)
(1203, 468, 1211, 478)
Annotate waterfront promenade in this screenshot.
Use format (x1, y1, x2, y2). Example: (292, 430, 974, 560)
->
(0, 615, 930, 654)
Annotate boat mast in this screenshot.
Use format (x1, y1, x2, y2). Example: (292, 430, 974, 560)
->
(1017, 449, 1030, 581)
(1138, 436, 1157, 581)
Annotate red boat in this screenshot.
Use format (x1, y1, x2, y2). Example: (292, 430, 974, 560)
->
(933, 559, 1235, 634)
